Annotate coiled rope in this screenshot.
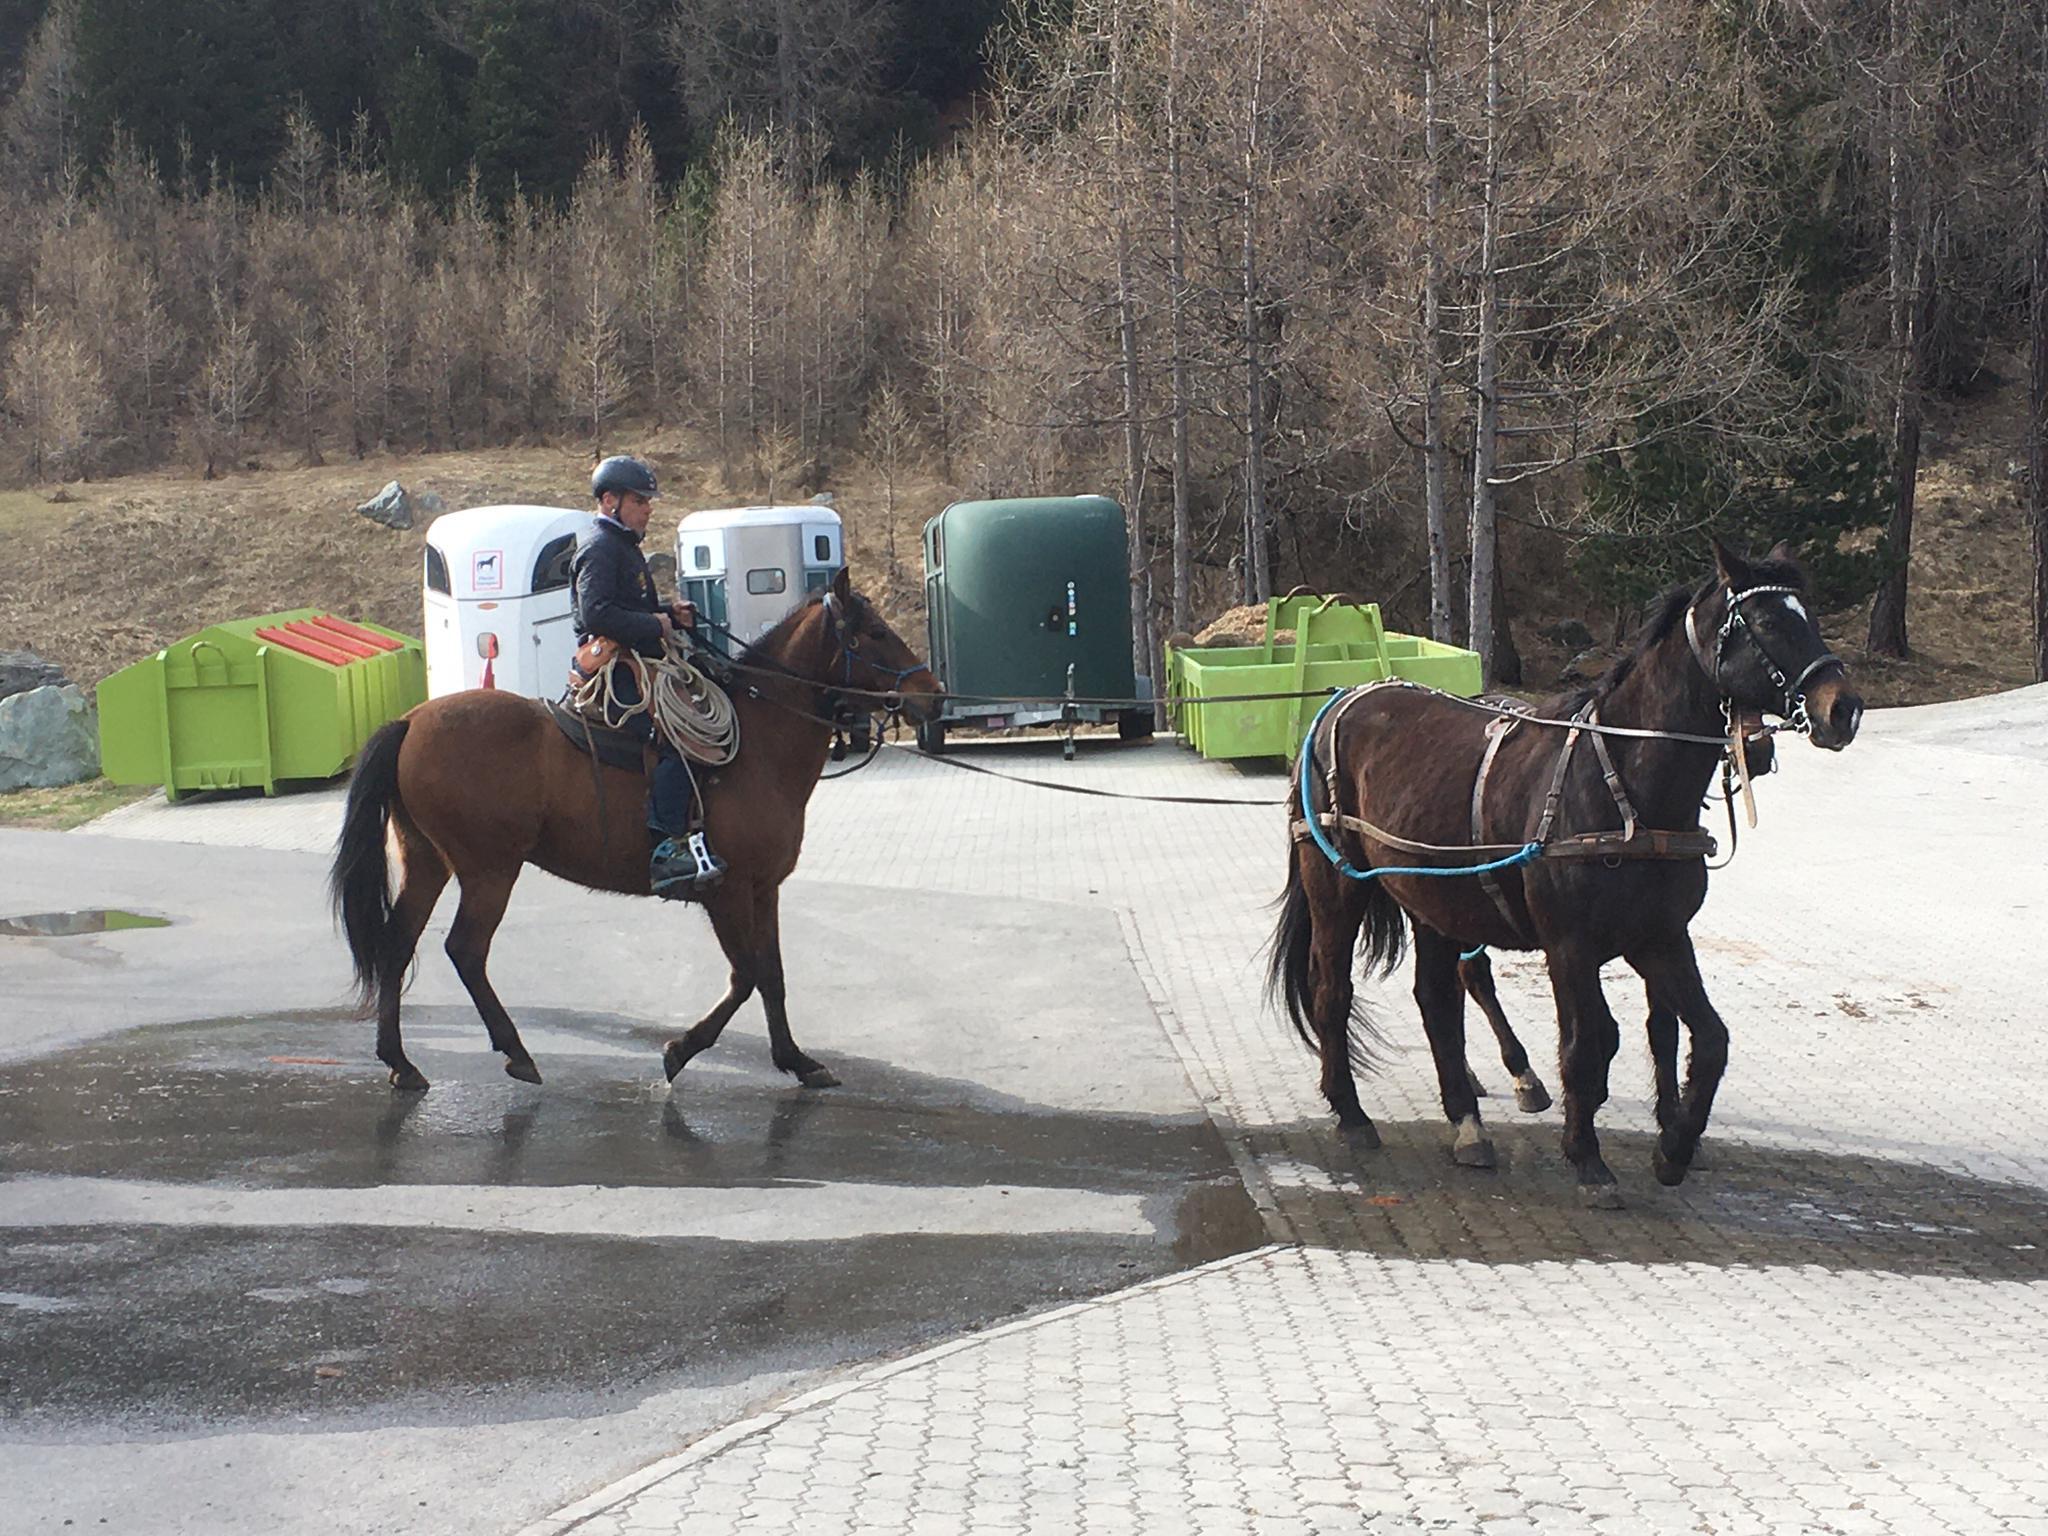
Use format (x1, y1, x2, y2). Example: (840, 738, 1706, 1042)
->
(566, 637, 739, 766)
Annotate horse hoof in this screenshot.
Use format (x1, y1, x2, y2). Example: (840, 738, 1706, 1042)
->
(1578, 1181, 1625, 1210)
(388, 1067, 430, 1093)
(1452, 1116, 1496, 1169)
(504, 1058, 542, 1086)
(662, 1043, 689, 1083)
(1337, 1118, 1381, 1150)
(1652, 1153, 1689, 1187)
(798, 1067, 841, 1090)
(1466, 1070, 1492, 1099)
(1513, 1075, 1552, 1114)
(1453, 1137, 1497, 1170)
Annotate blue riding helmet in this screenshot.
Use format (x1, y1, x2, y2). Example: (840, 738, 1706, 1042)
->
(591, 454, 660, 501)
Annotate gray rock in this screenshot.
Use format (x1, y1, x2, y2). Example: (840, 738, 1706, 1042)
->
(1540, 619, 1596, 651)
(354, 480, 415, 530)
(416, 490, 446, 517)
(809, 491, 837, 507)
(0, 684, 100, 791)
(0, 649, 69, 703)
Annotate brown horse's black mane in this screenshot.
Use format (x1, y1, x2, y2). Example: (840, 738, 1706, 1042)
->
(1552, 555, 1805, 716)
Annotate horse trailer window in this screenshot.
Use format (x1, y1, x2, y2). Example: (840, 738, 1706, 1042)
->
(693, 544, 713, 570)
(530, 534, 575, 593)
(424, 545, 451, 594)
(804, 569, 830, 592)
(746, 568, 787, 596)
(814, 534, 831, 562)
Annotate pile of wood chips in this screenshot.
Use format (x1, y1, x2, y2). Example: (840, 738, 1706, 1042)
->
(1185, 605, 1291, 649)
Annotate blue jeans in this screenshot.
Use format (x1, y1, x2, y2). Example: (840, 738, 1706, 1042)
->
(608, 663, 695, 837)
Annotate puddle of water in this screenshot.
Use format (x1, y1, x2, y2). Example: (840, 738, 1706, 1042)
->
(0, 909, 170, 937)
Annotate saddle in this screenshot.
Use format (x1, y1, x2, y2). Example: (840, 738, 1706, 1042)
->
(546, 698, 650, 774)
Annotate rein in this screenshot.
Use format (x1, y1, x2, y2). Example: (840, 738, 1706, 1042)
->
(1293, 576, 1833, 887)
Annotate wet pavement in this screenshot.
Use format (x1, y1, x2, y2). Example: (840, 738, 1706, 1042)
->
(9, 693, 2048, 1535)
(0, 831, 1257, 1533)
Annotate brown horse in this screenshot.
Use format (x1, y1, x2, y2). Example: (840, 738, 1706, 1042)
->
(330, 567, 941, 1092)
(1268, 542, 1862, 1205)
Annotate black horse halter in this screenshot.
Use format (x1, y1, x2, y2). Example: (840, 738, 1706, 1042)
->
(1685, 582, 1842, 735)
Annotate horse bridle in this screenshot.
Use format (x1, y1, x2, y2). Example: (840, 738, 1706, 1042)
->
(821, 591, 930, 710)
(1685, 582, 1842, 736)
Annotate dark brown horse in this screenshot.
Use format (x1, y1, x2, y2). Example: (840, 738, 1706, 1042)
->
(331, 567, 941, 1092)
(1268, 543, 1862, 1206)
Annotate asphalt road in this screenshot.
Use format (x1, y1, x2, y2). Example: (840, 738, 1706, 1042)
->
(0, 831, 1261, 1535)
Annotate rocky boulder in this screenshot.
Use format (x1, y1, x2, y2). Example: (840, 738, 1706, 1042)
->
(0, 684, 101, 791)
(0, 649, 69, 703)
(355, 480, 415, 530)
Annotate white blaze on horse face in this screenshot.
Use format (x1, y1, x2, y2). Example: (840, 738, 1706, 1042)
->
(1779, 594, 1810, 623)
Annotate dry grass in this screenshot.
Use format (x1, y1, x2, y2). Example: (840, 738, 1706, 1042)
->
(0, 777, 152, 830)
(0, 429, 960, 688)
(1, 376, 2036, 710)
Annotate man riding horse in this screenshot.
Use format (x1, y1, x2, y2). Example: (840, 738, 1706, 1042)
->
(572, 453, 727, 898)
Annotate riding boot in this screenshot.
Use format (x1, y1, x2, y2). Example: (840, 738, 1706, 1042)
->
(648, 750, 725, 898)
(650, 830, 726, 898)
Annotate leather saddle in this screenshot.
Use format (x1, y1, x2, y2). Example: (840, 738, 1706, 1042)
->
(546, 699, 649, 774)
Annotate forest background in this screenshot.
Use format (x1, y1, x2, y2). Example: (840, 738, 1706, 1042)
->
(2, 0, 2044, 705)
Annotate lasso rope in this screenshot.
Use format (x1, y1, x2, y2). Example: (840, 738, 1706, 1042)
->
(567, 637, 739, 766)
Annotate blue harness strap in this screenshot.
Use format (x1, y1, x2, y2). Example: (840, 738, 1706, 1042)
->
(1298, 690, 1543, 886)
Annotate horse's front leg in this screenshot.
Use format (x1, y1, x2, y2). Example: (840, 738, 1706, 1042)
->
(1626, 936, 1729, 1187)
(1458, 949, 1553, 1113)
(662, 883, 757, 1082)
(1547, 944, 1623, 1208)
(752, 883, 838, 1089)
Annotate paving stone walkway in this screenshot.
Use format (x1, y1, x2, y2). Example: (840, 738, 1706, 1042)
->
(90, 691, 2048, 1534)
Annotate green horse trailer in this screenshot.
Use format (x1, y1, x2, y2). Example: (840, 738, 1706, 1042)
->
(919, 496, 1151, 755)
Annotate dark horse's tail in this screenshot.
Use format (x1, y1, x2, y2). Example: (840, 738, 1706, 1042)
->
(1265, 789, 1405, 1070)
(331, 718, 410, 1011)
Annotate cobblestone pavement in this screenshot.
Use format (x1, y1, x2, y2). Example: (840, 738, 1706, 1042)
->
(85, 691, 2048, 1534)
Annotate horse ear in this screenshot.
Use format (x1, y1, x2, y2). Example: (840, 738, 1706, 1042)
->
(1710, 536, 1751, 585)
(830, 564, 851, 602)
(1765, 539, 1795, 565)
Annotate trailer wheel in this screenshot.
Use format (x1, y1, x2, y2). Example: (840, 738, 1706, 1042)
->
(1117, 709, 1154, 743)
(917, 718, 947, 755)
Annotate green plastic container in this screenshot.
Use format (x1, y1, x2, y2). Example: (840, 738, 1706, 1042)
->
(97, 610, 426, 800)
(1168, 596, 1482, 760)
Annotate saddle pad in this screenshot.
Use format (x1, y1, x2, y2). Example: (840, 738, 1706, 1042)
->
(547, 699, 647, 774)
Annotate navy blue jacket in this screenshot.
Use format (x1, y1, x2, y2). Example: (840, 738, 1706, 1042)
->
(571, 514, 665, 658)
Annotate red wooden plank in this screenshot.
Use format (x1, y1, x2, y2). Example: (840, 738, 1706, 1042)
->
(308, 614, 403, 652)
(255, 626, 350, 666)
(284, 620, 377, 659)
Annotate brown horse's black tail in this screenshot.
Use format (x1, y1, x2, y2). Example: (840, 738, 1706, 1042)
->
(331, 718, 410, 1011)
(1265, 826, 1404, 1070)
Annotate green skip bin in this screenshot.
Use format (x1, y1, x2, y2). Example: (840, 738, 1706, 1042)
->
(1168, 595, 1482, 761)
(97, 610, 426, 800)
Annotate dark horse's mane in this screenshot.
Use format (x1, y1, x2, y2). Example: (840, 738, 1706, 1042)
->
(1549, 554, 1804, 717)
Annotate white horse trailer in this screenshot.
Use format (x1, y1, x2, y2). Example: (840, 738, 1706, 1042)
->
(423, 504, 587, 698)
(675, 505, 845, 649)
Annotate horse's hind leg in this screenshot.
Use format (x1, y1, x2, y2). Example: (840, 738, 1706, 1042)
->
(1303, 859, 1378, 1146)
(1458, 951, 1553, 1113)
(443, 868, 542, 1085)
(1415, 926, 1492, 1168)
(378, 828, 450, 1092)
(1626, 937, 1728, 1187)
